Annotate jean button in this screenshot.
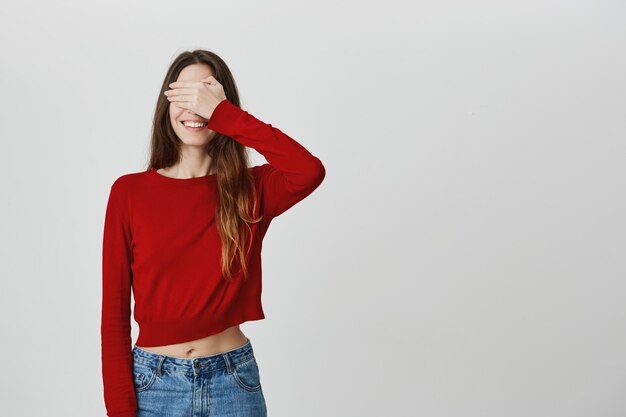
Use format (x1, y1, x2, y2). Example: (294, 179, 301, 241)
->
(194, 361, 200, 368)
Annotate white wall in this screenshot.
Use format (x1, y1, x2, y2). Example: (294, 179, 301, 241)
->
(0, 0, 624, 416)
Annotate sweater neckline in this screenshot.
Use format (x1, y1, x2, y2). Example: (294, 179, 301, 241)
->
(149, 168, 217, 185)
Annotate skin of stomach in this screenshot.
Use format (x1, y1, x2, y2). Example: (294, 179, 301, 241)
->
(135, 325, 248, 358)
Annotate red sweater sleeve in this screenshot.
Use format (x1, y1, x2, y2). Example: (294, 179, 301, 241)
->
(101, 178, 136, 417)
(206, 99, 326, 222)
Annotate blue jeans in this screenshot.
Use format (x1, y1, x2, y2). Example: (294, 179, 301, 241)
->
(132, 337, 267, 417)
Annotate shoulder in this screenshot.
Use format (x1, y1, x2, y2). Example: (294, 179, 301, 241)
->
(249, 164, 273, 186)
(249, 164, 270, 177)
(107, 170, 150, 209)
(110, 169, 151, 191)
(106, 170, 150, 216)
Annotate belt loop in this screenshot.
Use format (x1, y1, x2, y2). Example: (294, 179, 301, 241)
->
(222, 353, 234, 374)
(156, 356, 166, 377)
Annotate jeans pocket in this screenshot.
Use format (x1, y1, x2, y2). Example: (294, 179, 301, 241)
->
(133, 363, 158, 393)
(231, 356, 262, 392)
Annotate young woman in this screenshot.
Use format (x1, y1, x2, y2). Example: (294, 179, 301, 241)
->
(101, 49, 325, 417)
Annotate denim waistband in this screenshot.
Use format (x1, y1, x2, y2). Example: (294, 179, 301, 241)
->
(132, 337, 256, 374)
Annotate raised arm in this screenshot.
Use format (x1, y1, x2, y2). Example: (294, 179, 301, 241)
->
(101, 178, 136, 417)
(206, 99, 326, 223)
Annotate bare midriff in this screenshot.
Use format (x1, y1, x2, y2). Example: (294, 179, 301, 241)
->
(135, 325, 248, 359)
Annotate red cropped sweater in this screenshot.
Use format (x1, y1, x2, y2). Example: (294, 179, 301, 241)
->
(101, 99, 325, 417)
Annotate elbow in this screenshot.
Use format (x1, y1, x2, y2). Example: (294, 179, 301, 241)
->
(291, 158, 325, 196)
(309, 157, 326, 189)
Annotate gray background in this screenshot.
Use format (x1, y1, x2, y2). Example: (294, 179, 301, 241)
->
(1, 0, 625, 416)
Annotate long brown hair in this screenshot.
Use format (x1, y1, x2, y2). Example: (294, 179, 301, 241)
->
(146, 49, 262, 281)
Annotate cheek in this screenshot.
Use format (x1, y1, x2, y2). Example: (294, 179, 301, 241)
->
(169, 104, 182, 124)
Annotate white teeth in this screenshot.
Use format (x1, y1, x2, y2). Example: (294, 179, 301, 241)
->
(182, 121, 207, 128)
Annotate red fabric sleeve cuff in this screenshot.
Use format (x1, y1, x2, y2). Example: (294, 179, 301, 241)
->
(206, 99, 244, 135)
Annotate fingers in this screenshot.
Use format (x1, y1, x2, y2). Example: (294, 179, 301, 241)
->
(172, 101, 189, 110)
(168, 81, 202, 88)
(164, 87, 193, 96)
(169, 77, 218, 88)
(165, 94, 194, 102)
(169, 76, 219, 89)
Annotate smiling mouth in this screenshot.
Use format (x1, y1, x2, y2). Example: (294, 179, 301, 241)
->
(181, 121, 207, 126)
(180, 121, 208, 131)
(181, 124, 206, 132)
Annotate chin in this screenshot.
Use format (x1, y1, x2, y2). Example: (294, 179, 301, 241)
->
(180, 138, 211, 146)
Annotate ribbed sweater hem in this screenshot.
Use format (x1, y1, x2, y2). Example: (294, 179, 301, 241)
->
(135, 309, 265, 347)
(107, 409, 136, 417)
